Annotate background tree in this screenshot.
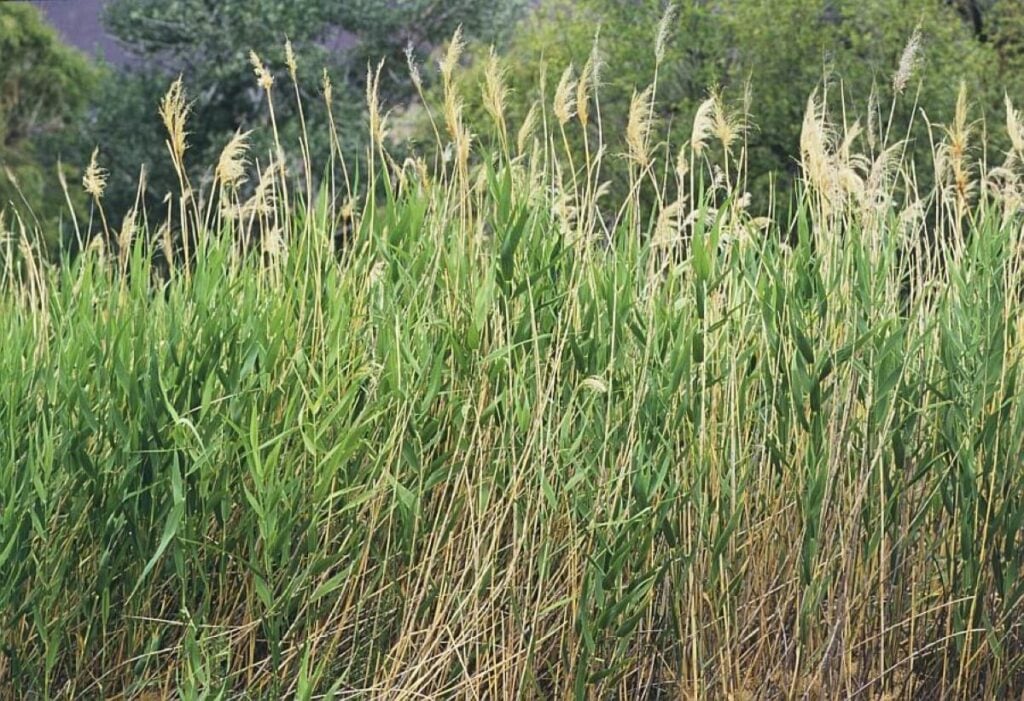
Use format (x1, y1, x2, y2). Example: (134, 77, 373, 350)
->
(74, 0, 526, 217)
(0, 4, 97, 255)
(469, 0, 1009, 209)
(981, 1, 1024, 76)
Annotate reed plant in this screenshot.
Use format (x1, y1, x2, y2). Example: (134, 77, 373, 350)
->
(2, 11, 1024, 698)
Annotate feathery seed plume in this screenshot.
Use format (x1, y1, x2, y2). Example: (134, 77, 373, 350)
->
(159, 77, 191, 162)
(322, 68, 333, 104)
(482, 47, 509, 138)
(86, 233, 106, 257)
(800, 91, 835, 203)
(945, 81, 975, 204)
(553, 64, 577, 126)
(711, 90, 742, 152)
(83, 148, 108, 200)
(866, 85, 879, 152)
(1006, 94, 1024, 155)
(340, 197, 355, 221)
(675, 144, 689, 181)
(439, 25, 465, 86)
(152, 221, 171, 265)
(690, 96, 716, 155)
(893, 26, 921, 95)
(576, 41, 601, 129)
(655, 3, 677, 66)
(249, 51, 274, 91)
(366, 60, 388, 147)
(626, 85, 655, 166)
(405, 43, 423, 93)
(262, 225, 285, 260)
(838, 121, 862, 165)
(517, 102, 539, 155)
(441, 69, 471, 169)
(216, 130, 252, 190)
(654, 200, 683, 248)
(118, 208, 137, 269)
(284, 39, 298, 81)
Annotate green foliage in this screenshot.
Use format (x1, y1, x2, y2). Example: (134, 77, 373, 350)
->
(4, 34, 1024, 690)
(4, 153, 1024, 697)
(0, 4, 97, 253)
(331, 0, 526, 92)
(7, 3, 1024, 696)
(988, 0, 1024, 74)
(80, 0, 525, 216)
(483, 0, 1006, 205)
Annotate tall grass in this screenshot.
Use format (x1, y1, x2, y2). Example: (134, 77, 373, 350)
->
(2, 14, 1024, 698)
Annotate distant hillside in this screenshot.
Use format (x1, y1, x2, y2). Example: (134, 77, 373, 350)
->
(31, 0, 130, 64)
(30, 0, 358, 66)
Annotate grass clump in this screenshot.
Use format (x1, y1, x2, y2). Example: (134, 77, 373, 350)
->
(2, 19, 1024, 699)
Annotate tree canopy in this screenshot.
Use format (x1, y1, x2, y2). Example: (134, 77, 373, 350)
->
(76, 0, 526, 216)
(0, 4, 97, 252)
(472, 0, 1019, 207)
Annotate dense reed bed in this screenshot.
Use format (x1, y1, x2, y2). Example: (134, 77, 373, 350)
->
(3, 18, 1024, 698)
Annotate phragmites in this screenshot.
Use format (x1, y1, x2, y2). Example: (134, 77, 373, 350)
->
(405, 43, 422, 94)
(83, 148, 111, 239)
(553, 64, 578, 126)
(626, 85, 655, 167)
(690, 90, 740, 156)
(934, 84, 978, 239)
(339, 197, 355, 222)
(443, 89, 470, 171)
(117, 207, 137, 271)
(262, 225, 286, 262)
(800, 91, 837, 208)
(216, 130, 252, 190)
(438, 24, 465, 86)
(1006, 94, 1024, 156)
(690, 96, 716, 155)
(834, 121, 867, 203)
(893, 26, 922, 95)
(321, 68, 333, 105)
(800, 93, 827, 176)
(952, 83, 975, 197)
(159, 77, 191, 163)
(366, 60, 388, 148)
(517, 102, 539, 155)
(155, 220, 173, 266)
(437, 27, 472, 174)
(249, 51, 274, 92)
(797, 88, 903, 225)
(576, 45, 599, 129)
(82, 148, 108, 200)
(232, 158, 282, 225)
(864, 141, 902, 209)
(654, 3, 677, 66)
(937, 82, 975, 206)
(711, 90, 742, 153)
(653, 200, 684, 248)
(284, 39, 298, 81)
(675, 144, 689, 181)
(445, 93, 472, 171)
(482, 47, 509, 141)
(866, 86, 879, 152)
